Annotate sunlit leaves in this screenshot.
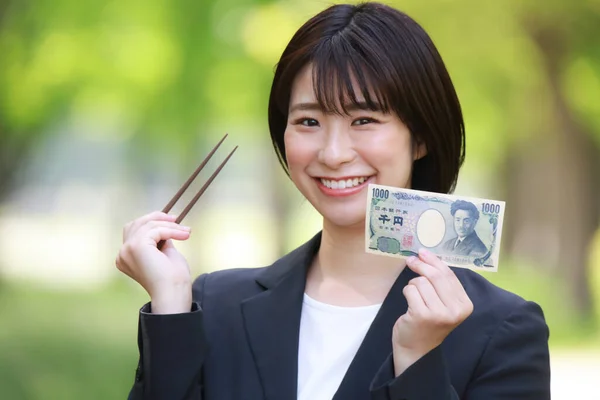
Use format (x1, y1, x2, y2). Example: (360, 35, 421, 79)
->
(242, 3, 300, 66)
(0, 0, 598, 157)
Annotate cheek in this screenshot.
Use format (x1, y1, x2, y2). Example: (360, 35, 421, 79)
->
(368, 127, 413, 159)
(362, 136, 413, 172)
(284, 131, 312, 172)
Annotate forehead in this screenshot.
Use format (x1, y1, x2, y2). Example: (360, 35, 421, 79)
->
(455, 209, 474, 217)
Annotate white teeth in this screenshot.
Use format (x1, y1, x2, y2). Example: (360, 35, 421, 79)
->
(320, 177, 370, 189)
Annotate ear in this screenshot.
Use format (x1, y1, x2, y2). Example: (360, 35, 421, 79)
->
(413, 141, 427, 161)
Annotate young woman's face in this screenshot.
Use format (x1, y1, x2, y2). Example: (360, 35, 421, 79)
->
(284, 64, 423, 229)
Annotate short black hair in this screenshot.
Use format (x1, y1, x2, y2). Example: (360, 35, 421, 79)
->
(267, 2, 465, 194)
(450, 200, 480, 220)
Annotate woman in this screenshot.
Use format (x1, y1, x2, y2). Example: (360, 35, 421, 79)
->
(117, 3, 551, 399)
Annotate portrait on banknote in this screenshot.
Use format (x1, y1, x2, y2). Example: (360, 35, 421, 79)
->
(440, 200, 488, 257)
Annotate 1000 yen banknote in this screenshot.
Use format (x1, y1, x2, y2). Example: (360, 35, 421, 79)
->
(365, 184, 505, 272)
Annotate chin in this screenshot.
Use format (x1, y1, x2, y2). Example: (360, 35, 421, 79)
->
(320, 207, 366, 229)
(298, 180, 372, 228)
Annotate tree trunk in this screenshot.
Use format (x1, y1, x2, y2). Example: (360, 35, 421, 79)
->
(0, 0, 8, 25)
(503, 25, 599, 321)
(0, 0, 22, 204)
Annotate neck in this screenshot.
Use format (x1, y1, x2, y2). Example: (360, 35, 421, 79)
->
(305, 218, 405, 306)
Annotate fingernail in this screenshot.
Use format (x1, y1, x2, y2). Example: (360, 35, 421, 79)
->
(406, 256, 416, 263)
(418, 248, 430, 257)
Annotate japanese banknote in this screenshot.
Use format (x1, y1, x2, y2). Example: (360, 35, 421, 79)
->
(365, 184, 505, 271)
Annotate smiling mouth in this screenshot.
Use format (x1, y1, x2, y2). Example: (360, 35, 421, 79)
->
(319, 176, 371, 190)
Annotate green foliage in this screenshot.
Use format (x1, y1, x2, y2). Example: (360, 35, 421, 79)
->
(1, 0, 598, 161)
(0, 0, 270, 149)
(0, 281, 145, 400)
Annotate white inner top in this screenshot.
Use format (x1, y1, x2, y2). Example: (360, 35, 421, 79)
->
(297, 293, 382, 400)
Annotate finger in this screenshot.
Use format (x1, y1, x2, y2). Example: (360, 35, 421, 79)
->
(133, 220, 191, 240)
(129, 212, 178, 236)
(412, 250, 473, 317)
(417, 248, 448, 271)
(124, 212, 175, 242)
(125, 211, 177, 239)
(403, 284, 428, 316)
(144, 227, 191, 245)
(417, 248, 471, 303)
(408, 276, 445, 312)
(417, 248, 460, 286)
(406, 255, 454, 307)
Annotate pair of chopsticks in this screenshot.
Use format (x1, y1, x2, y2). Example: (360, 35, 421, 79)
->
(157, 133, 237, 250)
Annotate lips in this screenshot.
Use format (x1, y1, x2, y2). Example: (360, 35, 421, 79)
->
(314, 175, 375, 197)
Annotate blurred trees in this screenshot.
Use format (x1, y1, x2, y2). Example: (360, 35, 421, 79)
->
(504, 0, 600, 320)
(0, 0, 272, 201)
(0, 0, 598, 320)
(394, 0, 600, 321)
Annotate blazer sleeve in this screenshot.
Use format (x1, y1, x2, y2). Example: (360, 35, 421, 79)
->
(369, 301, 550, 400)
(127, 273, 210, 400)
(464, 301, 551, 399)
(369, 347, 459, 400)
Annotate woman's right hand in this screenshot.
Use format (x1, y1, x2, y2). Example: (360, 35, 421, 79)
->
(116, 211, 193, 314)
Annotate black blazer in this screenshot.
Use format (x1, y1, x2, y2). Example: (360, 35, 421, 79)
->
(128, 232, 550, 400)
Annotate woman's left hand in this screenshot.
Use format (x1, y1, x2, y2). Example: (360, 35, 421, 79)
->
(392, 248, 474, 376)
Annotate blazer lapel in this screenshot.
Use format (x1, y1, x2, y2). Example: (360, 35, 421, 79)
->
(240, 232, 321, 400)
(333, 266, 418, 400)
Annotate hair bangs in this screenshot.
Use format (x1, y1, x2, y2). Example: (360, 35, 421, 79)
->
(311, 36, 391, 116)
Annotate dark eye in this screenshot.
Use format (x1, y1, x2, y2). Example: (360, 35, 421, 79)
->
(352, 117, 376, 126)
(298, 118, 319, 127)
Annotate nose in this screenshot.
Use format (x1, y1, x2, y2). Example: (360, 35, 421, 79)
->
(317, 125, 356, 169)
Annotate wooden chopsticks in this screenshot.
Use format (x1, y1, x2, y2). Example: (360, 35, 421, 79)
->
(157, 133, 238, 250)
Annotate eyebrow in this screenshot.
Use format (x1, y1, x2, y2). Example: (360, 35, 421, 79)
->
(288, 101, 383, 114)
